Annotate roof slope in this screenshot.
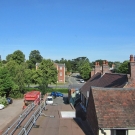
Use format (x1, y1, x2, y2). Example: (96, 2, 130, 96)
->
(91, 87, 135, 128)
(96, 73, 128, 88)
(80, 73, 128, 98)
(80, 72, 101, 98)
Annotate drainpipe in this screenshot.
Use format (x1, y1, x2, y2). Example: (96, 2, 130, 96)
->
(99, 128, 106, 135)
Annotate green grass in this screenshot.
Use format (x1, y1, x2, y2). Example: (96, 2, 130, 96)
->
(47, 88, 68, 93)
(24, 87, 68, 94)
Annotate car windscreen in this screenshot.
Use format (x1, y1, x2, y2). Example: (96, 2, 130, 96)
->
(47, 98, 52, 101)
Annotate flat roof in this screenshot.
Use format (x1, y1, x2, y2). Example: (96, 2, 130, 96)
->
(28, 104, 92, 135)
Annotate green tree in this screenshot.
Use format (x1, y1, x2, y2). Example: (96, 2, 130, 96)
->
(113, 61, 121, 73)
(79, 60, 91, 80)
(28, 50, 43, 69)
(11, 50, 25, 64)
(24, 69, 33, 87)
(116, 60, 129, 74)
(6, 54, 13, 62)
(6, 60, 18, 79)
(15, 64, 26, 94)
(38, 59, 57, 94)
(0, 67, 17, 97)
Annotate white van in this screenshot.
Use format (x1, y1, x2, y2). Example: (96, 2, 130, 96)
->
(46, 96, 53, 105)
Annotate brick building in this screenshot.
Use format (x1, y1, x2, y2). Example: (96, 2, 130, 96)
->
(54, 63, 65, 83)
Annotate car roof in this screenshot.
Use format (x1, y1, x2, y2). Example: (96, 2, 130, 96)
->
(47, 96, 53, 98)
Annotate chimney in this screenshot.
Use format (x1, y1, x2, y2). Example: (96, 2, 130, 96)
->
(130, 55, 135, 81)
(90, 68, 95, 78)
(102, 60, 110, 74)
(95, 62, 101, 73)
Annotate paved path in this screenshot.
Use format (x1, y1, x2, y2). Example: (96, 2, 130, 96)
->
(0, 99, 23, 134)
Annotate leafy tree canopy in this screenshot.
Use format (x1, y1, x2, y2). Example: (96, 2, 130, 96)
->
(10, 50, 25, 65)
(116, 60, 129, 74)
(28, 50, 43, 69)
(0, 67, 17, 97)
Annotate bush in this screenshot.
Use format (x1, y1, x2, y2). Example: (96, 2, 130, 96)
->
(10, 91, 24, 99)
(0, 96, 8, 106)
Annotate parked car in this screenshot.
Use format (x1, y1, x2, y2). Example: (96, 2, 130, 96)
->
(6, 97, 13, 104)
(46, 96, 53, 105)
(80, 79, 84, 83)
(0, 104, 4, 110)
(50, 92, 63, 97)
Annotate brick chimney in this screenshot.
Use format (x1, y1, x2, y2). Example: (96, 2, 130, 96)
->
(129, 55, 135, 81)
(90, 68, 95, 78)
(102, 60, 110, 74)
(95, 62, 101, 73)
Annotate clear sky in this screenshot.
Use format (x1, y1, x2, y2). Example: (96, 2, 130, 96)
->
(0, 0, 135, 62)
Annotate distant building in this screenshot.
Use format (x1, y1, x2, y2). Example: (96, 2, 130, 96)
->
(54, 63, 65, 83)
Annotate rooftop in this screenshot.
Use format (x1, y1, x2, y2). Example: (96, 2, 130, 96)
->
(89, 87, 135, 129)
(28, 104, 93, 135)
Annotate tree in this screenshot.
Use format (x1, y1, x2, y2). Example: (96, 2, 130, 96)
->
(38, 59, 57, 94)
(6, 61, 26, 94)
(24, 69, 33, 88)
(6, 60, 18, 79)
(116, 61, 129, 74)
(28, 50, 43, 69)
(11, 50, 25, 64)
(113, 61, 121, 73)
(79, 60, 91, 80)
(14, 64, 26, 94)
(0, 67, 17, 97)
(6, 54, 13, 62)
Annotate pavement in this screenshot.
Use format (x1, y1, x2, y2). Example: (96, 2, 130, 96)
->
(0, 99, 23, 134)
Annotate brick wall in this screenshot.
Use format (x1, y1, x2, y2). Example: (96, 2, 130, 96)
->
(86, 88, 99, 135)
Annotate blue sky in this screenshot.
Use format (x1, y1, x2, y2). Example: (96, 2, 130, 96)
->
(0, 0, 135, 62)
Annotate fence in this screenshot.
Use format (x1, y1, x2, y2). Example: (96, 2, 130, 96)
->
(18, 100, 46, 135)
(2, 97, 43, 135)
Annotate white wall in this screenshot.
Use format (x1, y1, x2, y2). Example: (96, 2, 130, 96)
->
(99, 129, 135, 135)
(99, 129, 110, 135)
(128, 130, 135, 135)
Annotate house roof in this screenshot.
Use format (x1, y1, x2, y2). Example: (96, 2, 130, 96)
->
(96, 73, 128, 88)
(54, 63, 65, 67)
(90, 87, 135, 128)
(80, 72, 102, 98)
(80, 73, 128, 98)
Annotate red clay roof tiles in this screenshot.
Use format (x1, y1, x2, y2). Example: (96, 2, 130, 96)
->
(89, 87, 135, 128)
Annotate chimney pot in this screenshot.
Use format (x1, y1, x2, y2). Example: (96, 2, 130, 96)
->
(130, 55, 134, 62)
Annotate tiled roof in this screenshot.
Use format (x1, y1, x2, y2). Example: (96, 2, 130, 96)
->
(54, 63, 65, 67)
(80, 73, 128, 98)
(91, 87, 135, 128)
(80, 72, 101, 98)
(96, 73, 128, 88)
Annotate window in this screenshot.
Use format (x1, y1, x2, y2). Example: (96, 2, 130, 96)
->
(116, 130, 126, 135)
(111, 129, 127, 135)
(60, 67, 62, 70)
(60, 72, 62, 76)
